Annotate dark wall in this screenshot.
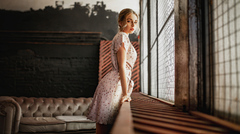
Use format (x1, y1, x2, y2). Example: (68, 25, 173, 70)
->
(0, 31, 100, 97)
(0, 1, 138, 97)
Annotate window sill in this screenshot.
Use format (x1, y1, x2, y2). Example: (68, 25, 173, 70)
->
(111, 102, 134, 134)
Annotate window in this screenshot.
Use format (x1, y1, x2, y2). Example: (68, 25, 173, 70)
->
(140, 0, 175, 103)
(140, 0, 148, 94)
(210, 0, 240, 124)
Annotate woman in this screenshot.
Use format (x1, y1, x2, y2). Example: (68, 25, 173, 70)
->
(87, 8, 138, 134)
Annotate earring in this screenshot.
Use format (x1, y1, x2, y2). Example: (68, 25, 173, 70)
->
(118, 25, 121, 31)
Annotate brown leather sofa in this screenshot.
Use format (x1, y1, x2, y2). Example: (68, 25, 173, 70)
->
(0, 96, 96, 134)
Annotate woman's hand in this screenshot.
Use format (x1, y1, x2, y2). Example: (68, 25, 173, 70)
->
(121, 95, 131, 103)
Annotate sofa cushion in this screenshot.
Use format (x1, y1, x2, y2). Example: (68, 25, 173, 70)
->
(56, 116, 96, 131)
(19, 117, 66, 132)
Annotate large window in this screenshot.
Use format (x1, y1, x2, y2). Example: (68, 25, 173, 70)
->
(210, 0, 240, 124)
(140, 0, 175, 103)
(140, 0, 240, 125)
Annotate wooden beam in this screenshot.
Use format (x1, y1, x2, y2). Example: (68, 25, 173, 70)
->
(174, 0, 189, 111)
(188, 0, 198, 111)
(111, 102, 134, 134)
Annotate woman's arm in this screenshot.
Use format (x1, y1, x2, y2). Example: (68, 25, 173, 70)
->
(117, 43, 129, 102)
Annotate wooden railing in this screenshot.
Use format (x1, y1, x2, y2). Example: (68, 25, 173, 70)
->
(111, 102, 134, 134)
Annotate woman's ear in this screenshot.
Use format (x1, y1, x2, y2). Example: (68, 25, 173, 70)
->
(118, 21, 122, 27)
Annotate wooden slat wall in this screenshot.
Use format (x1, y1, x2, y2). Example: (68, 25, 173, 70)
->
(130, 92, 238, 134)
(99, 40, 140, 92)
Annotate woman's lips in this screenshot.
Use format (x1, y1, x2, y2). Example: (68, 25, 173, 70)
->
(130, 28, 134, 31)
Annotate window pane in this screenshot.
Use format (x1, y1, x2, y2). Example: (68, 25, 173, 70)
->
(158, 14, 175, 103)
(140, 1, 148, 94)
(150, 0, 157, 46)
(151, 43, 157, 97)
(158, 0, 174, 34)
(212, 0, 240, 124)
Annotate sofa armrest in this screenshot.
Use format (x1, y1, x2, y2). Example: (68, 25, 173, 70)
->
(0, 96, 21, 134)
(82, 98, 93, 116)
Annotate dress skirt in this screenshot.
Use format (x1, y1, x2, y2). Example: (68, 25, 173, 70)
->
(87, 70, 125, 125)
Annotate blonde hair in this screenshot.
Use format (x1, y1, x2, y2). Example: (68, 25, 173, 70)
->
(118, 8, 139, 34)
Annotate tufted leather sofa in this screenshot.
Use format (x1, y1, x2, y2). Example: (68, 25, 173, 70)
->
(0, 96, 96, 134)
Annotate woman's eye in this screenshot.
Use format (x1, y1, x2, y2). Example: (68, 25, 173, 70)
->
(127, 21, 131, 23)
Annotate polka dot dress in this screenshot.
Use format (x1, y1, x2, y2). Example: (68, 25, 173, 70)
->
(87, 32, 137, 125)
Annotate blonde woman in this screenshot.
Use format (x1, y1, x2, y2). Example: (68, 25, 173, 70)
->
(87, 8, 138, 134)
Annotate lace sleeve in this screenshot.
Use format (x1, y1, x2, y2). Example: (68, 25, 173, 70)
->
(113, 33, 129, 53)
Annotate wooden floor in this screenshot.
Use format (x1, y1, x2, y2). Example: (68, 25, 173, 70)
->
(130, 92, 238, 134)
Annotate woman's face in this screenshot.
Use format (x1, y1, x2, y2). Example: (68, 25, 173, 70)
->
(120, 13, 138, 34)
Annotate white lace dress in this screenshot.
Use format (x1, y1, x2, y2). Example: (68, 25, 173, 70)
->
(87, 32, 137, 125)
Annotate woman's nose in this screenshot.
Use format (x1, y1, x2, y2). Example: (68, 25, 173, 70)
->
(131, 22, 135, 27)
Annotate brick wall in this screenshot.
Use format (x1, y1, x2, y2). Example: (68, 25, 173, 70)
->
(0, 31, 100, 97)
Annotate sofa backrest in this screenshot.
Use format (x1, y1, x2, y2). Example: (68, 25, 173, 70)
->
(12, 97, 92, 117)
